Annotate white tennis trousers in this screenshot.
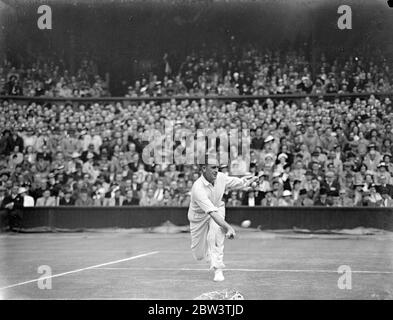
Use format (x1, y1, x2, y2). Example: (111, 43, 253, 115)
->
(191, 208, 226, 270)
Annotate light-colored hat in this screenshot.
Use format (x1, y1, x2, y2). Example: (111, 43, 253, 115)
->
(278, 153, 288, 160)
(272, 171, 281, 178)
(18, 187, 28, 194)
(325, 171, 335, 178)
(71, 152, 81, 158)
(264, 135, 274, 143)
(282, 190, 292, 197)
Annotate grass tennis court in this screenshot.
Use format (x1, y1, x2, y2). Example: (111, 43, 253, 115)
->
(1, 229, 392, 300)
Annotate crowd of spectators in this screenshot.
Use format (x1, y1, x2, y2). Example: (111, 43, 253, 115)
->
(0, 56, 109, 98)
(124, 47, 392, 97)
(0, 91, 392, 208)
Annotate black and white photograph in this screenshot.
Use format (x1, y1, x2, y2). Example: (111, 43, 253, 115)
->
(0, 0, 392, 303)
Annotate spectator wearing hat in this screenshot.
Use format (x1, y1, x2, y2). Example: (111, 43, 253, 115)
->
(275, 153, 289, 175)
(66, 152, 82, 174)
(314, 188, 329, 206)
(294, 189, 314, 206)
(376, 162, 392, 184)
(261, 190, 278, 207)
(278, 190, 293, 206)
(365, 184, 383, 207)
(380, 188, 393, 207)
(260, 153, 275, 176)
(256, 171, 271, 192)
(327, 190, 340, 207)
(36, 190, 57, 206)
(259, 135, 277, 164)
(18, 187, 34, 207)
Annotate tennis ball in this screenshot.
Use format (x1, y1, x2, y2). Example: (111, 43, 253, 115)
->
(241, 220, 251, 228)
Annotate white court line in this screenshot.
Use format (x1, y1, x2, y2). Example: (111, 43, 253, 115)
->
(0, 251, 159, 290)
(94, 267, 393, 274)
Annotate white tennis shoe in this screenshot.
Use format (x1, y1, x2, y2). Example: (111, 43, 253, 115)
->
(214, 269, 225, 282)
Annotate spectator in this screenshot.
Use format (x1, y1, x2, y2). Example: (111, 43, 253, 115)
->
(365, 184, 383, 207)
(140, 188, 158, 206)
(18, 187, 35, 207)
(314, 188, 329, 206)
(227, 191, 242, 206)
(380, 188, 393, 207)
(294, 189, 314, 206)
(0, 185, 23, 231)
(376, 175, 393, 197)
(104, 187, 125, 206)
(337, 189, 353, 207)
(0, 185, 5, 207)
(59, 189, 76, 206)
(122, 189, 139, 205)
(75, 188, 94, 206)
(36, 190, 56, 206)
(159, 188, 174, 206)
(278, 190, 293, 206)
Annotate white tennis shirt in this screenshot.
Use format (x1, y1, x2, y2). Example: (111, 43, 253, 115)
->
(188, 172, 247, 222)
(188, 172, 249, 260)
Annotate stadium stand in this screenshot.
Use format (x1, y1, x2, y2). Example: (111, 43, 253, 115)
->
(0, 45, 393, 209)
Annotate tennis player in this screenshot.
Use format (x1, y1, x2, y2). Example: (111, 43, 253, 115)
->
(188, 157, 258, 282)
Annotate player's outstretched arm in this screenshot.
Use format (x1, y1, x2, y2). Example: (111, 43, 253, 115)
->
(208, 211, 236, 239)
(225, 174, 259, 190)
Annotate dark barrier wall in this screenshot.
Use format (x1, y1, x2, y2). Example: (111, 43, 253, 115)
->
(1, 207, 392, 231)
